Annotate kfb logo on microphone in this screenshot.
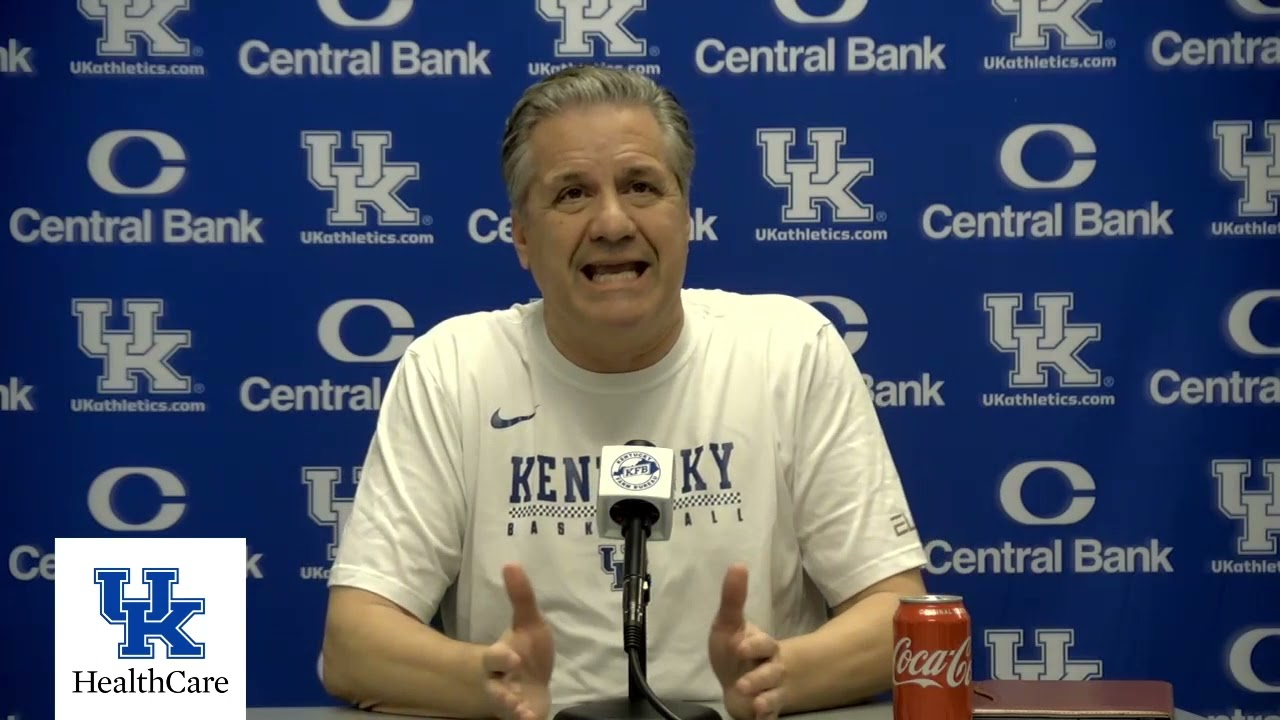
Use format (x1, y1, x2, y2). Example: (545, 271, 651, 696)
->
(53, 537, 247, 720)
(611, 451, 662, 491)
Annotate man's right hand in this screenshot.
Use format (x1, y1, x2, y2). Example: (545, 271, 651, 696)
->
(481, 563, 555, 720)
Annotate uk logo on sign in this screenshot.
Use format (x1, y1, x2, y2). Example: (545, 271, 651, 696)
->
(754, 128, 888, 243)
(300, 131, 434, 247)
(1212, 459, 1280, 576)
(985, 628, 1104, 681)
(984, 0, 1117, 73)
(75, 0, 206, 77)
(993, 0, 1106, 52)
(981, 292, 1116, 409)
(1211, 120, 1280, 238)
(303, 466, 360, 566)
(96, 568, 205, 659)
(759, 128, 874, 224)
(530, 0, 661, 78)
(74, 298, 192, 395)
(537, 0, 646, 58)
(985, 293, 1102, 389)
(54, 537, 247, 720)
(70, 298, 208, 414)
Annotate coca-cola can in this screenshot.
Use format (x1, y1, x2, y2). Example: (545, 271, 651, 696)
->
(892, 594, 972, 720)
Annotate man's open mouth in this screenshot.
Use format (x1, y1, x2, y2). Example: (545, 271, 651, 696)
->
(581, 261, 649, 283)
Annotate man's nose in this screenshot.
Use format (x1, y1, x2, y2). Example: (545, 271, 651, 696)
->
(588, 191, 637, 242)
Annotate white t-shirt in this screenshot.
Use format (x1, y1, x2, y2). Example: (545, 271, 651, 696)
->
(328, 288, 927, 705)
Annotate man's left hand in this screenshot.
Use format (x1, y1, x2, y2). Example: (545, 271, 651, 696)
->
(708, 564, 786, 720)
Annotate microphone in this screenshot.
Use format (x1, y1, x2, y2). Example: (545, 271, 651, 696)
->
(597, 444, 673, 658)
(553, 445, 720, 720)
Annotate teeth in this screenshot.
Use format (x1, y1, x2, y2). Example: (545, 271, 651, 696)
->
(592, 270, 639, 283)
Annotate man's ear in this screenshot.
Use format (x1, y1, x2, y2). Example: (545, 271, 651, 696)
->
(511, 208, 530, 270)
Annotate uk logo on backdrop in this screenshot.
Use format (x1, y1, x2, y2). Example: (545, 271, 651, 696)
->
(984, 0, 1118, 73)
(53, 537, 246, 720)
(1211, 119, 1280, 238)
(300, 465, 361, 580)
(1210, 458, 1280, 576)
(70, 298, 208, 414)
(300, 131, 435, 247)
(982, 291, 1117, 408)
(755, 127, 889, 243)
(984, 627, 1104, 680)
(532, 0, 662, 78)
(75, 0, 206, 77)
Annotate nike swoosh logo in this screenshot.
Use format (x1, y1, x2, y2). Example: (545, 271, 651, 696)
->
(490, 408, 537, 429)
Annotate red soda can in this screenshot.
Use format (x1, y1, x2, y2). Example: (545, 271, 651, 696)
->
(892, 594, 972, 720)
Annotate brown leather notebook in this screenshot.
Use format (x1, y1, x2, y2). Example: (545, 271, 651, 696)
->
(972, 680, 1176, 719)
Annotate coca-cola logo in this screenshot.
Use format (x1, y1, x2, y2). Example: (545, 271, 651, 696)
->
(893, 636, 972, 688)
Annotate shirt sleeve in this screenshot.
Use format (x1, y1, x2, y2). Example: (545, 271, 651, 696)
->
(789, 319, 927, 609)
(327, 346, 467, 624)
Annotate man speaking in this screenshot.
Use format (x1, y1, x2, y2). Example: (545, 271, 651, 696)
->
(319, 65, 928, 720)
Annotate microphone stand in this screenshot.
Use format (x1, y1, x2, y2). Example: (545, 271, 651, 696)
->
(554, 515, 721, 720)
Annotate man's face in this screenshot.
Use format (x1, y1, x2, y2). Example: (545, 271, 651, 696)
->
(512, 103, 690, 334)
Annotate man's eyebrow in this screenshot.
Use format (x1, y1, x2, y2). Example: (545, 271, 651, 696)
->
(619, 164, 663, 180)
(542, 163, 665, 187)
(543, 169, 586, 187)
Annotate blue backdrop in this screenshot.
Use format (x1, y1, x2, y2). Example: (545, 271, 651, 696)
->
(3, 1, 1279, 718)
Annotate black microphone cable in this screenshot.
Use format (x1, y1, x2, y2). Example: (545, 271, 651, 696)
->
(627, 650, 681, 720)
(620, 513, 683, 720)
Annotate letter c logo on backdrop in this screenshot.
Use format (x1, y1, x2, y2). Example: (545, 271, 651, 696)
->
(1227, 627, 1280, 692)
(798, 295, 869, 354)
(1232, 0, 1280, 17)
(317, 0, 414, 27)
(999, 124, 1097, 191)
(88, 467, 188, 532)
(318, 299, 416, 363)
(773, 0, 868, 24)
(87, 130, 187, 196)
(1226, 289, 1280, 357)
(999, 461, 1096, 526)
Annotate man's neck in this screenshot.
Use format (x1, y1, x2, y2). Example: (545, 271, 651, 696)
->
(545, 307, 685, 374)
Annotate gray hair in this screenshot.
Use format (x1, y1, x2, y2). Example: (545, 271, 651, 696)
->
(500, 65, 695, 214)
